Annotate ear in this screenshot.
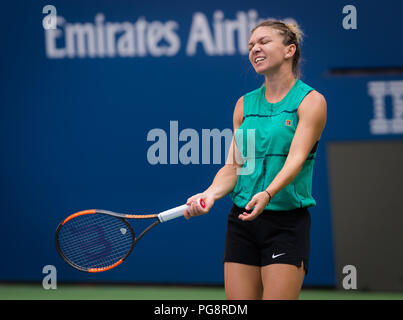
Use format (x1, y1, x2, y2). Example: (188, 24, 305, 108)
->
(284, 43, 296, 59)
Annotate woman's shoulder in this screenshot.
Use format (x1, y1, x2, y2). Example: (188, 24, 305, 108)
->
(298, 88, 327, 121)
(303, 87, 326, 104)
(294, 81, 326, 111)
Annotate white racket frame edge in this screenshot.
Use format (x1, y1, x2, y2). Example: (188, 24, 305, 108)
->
(157, 198, 205, 223)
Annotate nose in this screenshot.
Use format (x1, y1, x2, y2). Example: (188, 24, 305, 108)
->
(251, 44, 261, 56)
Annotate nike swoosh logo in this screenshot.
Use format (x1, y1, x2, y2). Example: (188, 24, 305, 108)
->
(272, 253, 286, 259)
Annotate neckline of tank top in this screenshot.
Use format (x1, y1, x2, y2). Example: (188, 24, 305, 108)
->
(262, 79, 299, 106)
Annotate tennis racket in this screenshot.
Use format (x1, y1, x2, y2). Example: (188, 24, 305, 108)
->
(55, 198, 206, 273)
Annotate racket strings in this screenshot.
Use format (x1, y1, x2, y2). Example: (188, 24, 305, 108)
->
(57, 214, 134, 270)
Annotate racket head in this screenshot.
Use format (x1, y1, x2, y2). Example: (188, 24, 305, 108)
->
(55, 210, 136, 273)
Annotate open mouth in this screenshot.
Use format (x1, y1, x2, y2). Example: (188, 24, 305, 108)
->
(254, 56, 266, 64)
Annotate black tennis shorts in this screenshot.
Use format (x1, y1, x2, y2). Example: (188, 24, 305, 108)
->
(223, 204, 311, 274)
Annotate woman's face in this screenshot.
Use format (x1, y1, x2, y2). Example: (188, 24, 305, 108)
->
(248, 26, 290, 75)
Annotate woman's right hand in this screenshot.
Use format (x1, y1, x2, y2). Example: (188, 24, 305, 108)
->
(184, 192, 215, 219)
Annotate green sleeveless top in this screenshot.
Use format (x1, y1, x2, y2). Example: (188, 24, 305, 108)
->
(230, 79, 318, 211)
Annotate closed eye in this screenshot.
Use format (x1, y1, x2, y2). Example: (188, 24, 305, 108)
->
(248, 38, 272, 51)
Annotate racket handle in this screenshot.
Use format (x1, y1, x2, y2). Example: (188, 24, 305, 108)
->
(158, 198, 206, 223)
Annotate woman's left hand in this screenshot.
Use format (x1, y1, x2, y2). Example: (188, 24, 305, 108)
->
(238, 191, 271, 221)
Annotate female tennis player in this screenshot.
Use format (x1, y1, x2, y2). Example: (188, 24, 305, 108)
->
(184, 20, 327, 300)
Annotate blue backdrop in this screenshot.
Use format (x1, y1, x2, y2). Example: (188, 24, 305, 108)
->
(0, 0, 402, 286)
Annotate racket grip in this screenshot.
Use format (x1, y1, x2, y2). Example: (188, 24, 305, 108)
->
(158, 198, 206, 223)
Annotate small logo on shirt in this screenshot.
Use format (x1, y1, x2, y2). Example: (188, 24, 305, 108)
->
(285, 120, 292, 126)
(272, 253, 286, 259)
